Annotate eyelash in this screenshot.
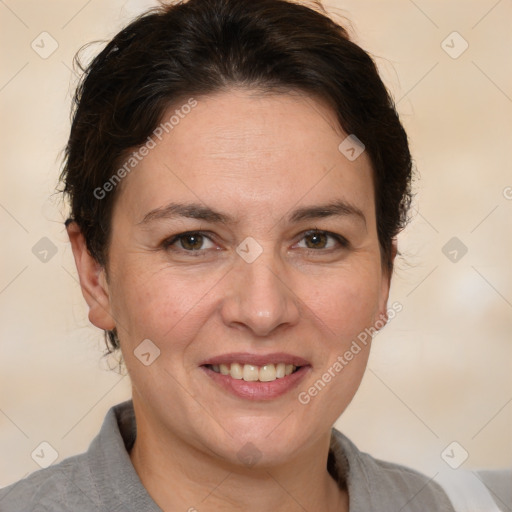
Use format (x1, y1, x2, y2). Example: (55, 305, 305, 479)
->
(298, 229, 349, 250)
(161, 229, 349, 254)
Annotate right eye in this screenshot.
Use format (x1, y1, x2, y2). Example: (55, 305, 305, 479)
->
(162, 231, 217, 252)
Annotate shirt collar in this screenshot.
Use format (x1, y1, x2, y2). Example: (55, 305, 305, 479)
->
(89, 399, 361, 511)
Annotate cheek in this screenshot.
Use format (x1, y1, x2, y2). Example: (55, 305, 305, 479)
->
(296, 271, 379, 420)
(108, 260, 223, 349)
(303, 266, 382, 344)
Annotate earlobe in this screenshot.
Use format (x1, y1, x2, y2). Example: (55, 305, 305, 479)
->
(66, 221, 116, 331)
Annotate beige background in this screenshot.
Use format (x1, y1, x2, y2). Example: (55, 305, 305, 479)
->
(1, 0, 511, 487)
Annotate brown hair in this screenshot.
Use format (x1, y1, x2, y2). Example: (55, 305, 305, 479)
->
(61, 0, 413, 352)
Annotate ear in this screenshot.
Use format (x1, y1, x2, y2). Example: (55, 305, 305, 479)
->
(66, 221, 116, 331)
(376, 237, 398, 327)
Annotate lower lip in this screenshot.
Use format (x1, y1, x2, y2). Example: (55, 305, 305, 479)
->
(201, 366, 310, 401)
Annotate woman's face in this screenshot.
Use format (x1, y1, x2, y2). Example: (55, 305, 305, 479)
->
(95, 89, 393, 466)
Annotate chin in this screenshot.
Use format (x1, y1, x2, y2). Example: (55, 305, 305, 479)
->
(208, 418, 311, 469)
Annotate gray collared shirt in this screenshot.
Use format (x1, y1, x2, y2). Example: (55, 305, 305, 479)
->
(1, 400, 509, 511)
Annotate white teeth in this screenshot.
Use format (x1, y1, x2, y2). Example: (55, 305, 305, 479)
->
(209, 363, 299, 382)
(242, 364, 259, 381)
(230, 363, 243, 380)
(259, 364, 276, 382)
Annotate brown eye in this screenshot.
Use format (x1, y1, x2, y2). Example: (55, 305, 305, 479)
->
(163, 231, 216, 252)
(180, 233, 205, 250)
(296, 230, 348, 251)
(304, 231, 328, 249)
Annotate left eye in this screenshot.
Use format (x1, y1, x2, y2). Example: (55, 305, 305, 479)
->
(296, 230, 345, 250)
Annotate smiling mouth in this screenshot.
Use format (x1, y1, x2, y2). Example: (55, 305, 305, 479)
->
(204, 363, 301, 382)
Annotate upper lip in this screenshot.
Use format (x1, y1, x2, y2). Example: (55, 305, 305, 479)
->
(200, 352, 310, 367)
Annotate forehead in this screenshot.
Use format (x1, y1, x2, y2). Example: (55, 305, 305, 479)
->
(113, 89, 375, 225)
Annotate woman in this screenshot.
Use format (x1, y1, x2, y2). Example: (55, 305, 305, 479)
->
(0, 0, 509, 510)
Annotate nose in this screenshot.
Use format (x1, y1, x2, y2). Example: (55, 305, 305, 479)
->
(220, 249, 301, 337)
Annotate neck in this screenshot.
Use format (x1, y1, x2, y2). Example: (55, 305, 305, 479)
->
(129, 402, 348, 511)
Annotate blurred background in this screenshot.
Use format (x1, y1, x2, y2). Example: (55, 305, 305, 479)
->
(1, 0, 511, 487)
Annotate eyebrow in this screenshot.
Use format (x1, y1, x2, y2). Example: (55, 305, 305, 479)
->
(288, 200, 366, 229)
(139, 203, 231, 225)
(138, 199, 367, 229)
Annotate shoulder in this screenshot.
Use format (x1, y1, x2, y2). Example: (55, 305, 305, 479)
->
(331, 428, 511, 511)
(0, 449, 100, 512)
(331, 428, 455, 511)
(476, 468, 512, 508)
(356, 449, 456, 511)
(0, 400, 155, 512)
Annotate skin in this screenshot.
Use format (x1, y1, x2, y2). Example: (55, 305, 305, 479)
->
(68, 88, 396, 511)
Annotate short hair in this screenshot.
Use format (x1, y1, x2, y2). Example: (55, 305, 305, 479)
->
(60, 0, 413, 353)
